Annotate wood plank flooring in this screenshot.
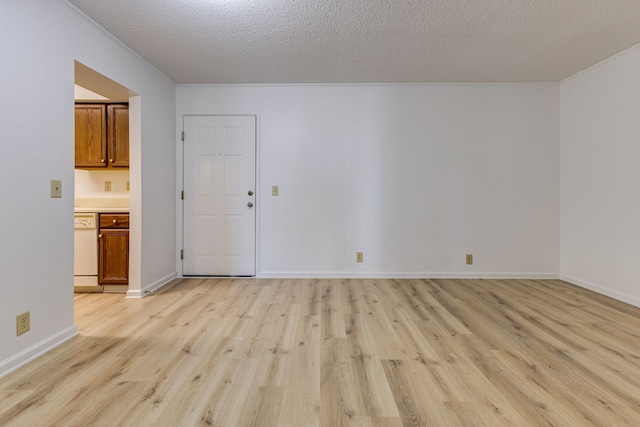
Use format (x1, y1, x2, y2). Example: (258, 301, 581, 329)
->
(2, 278, 640, 426)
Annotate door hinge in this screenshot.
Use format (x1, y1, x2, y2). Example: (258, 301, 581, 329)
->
(180, 250, 184, 260)
(181, 131, 184, 142)
(181, 190, 184, 200)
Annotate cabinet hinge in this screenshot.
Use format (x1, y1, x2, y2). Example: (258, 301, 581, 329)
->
(180, 250, 184, 260)
(181, 190, 184, 200)
(181, 131, 184, 142)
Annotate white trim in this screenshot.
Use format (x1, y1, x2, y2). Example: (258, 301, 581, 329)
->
(126, 272, 177, 298)
(254, 114, 261, 276)
(257, 271, 560, 280)
(176, 82, 558, 88)
(176, 114, 184, 278)
(0, 325, 78, 380)
(560, 275, 640, 308)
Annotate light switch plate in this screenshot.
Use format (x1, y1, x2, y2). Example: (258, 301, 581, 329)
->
(50, 180, 62, 198)
(272, 185, 279, 196)
(105, 181, 112, 192)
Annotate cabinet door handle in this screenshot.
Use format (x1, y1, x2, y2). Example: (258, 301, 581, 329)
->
(101, 159, 105, 163)
(110, 159, 114, 163)
(98, 234, 102, 239)
(113, 219, 117, 224)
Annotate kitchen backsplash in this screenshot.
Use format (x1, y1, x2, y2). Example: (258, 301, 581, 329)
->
(75, 169, 130, 198)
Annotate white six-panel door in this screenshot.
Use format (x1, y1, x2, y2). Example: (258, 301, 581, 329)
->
(183, 115, 256, 276)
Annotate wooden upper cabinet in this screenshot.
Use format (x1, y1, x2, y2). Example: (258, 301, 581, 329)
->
(75, 103, 129, 169)
(75, 104, 107, 168)
(107, 104, 129, 167)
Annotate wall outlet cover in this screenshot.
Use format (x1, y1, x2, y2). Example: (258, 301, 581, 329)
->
(17, 311, 30, 336)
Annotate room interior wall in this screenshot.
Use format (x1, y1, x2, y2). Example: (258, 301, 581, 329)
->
(560, 44, 640, 307)
(75, 169, 130, 198)
(177, 84, 560, 277)
(0, 0, 176, 377)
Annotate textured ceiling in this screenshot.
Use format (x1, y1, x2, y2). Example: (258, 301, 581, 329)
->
(66, 0, 640, 84)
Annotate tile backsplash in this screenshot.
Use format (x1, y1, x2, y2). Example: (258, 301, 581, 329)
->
(75, 169, 130, 198)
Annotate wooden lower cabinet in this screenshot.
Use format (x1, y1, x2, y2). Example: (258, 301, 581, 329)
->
(98, 214, 129, 285)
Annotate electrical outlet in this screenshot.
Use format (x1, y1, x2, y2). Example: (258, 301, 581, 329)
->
(50, 180, 62, 198)
(105, 181, 112, 192)
(272, 185, 279, 196)
(126, 181, 130, 192)
(356, 252, 364, 263)
(16, 311, 30, 336)
(466, 254, 473, 265)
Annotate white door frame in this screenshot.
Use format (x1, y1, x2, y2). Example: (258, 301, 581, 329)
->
(176, 113, 260, 278)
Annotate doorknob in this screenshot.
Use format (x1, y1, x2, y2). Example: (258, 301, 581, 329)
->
(248, 190, 254, 196)
(247, 202, 254, 208)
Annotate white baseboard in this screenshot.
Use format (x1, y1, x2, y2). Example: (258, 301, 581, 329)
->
(0, 325, 78, 380)
(126, 272, 177, 299)
(257, 271, 560, 280)
(560, 275, 640, 308)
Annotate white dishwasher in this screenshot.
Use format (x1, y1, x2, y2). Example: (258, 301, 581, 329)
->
(74, 213, 99, 287)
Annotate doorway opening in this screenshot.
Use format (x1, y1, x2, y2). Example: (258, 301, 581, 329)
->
(73, 61, 141, 303)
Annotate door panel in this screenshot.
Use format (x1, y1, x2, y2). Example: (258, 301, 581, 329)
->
(99, 229, 129, 284)
(75, 104, 107, 168)
(183, 115, 256, 276)
(107, 104, 129, 167)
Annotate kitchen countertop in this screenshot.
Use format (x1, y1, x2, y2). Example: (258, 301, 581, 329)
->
(74, 197, 130, 213)
(74, 206, 130, 213)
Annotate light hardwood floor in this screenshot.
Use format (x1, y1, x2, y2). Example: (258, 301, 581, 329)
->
(2, 278, 640, 426)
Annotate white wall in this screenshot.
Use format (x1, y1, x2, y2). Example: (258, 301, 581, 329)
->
(177, 84, 560, 277)
(0, 0, 176, 377)
(560, 45, 640, 307)
(75, 169, 130, 198)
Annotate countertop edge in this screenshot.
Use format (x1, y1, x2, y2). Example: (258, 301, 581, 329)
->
(74, 207, 130, 213)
